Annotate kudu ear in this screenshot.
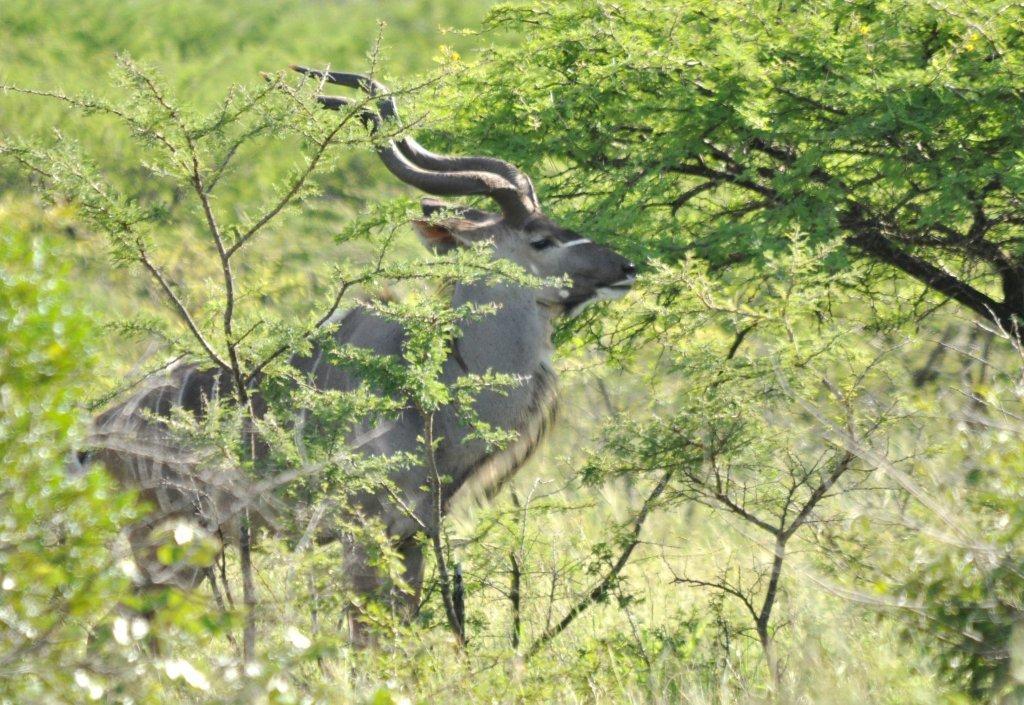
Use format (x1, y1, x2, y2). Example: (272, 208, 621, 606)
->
(412, 198, 490, 254)
(411, 219, 469, 254)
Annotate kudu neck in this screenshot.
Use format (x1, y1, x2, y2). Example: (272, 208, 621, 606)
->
(450, 282, 555, 375)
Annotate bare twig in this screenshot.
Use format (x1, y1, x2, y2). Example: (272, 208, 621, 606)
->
(137, 248, 229, 371)
(524, 465, 675, 660)
(422, 411, 465, 646)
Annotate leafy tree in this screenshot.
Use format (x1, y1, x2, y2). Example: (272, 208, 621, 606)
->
(445, 0, 1024, 337)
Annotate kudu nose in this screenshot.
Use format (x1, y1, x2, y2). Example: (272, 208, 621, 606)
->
(622, 262, 637, 277)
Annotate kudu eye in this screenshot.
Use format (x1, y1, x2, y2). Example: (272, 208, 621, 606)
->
(530, 237, 555, 251)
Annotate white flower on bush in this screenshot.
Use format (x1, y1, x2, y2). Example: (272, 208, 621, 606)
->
(112, 616, 150, 645)
(131, 616, 150, 640)
(285, 625, 311, 650)
(73, 670, 104, 700)
(118, 558, 143, 582)
(162, 658, 211, 691)
(112, 617, 130, 645)
(267, 675, 289, 694)
(173, 522, 195, 545)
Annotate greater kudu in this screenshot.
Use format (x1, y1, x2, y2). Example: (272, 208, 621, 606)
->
(82, 67, 636, 638)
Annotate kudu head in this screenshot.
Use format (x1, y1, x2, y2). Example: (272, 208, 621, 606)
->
(292, 66, 637, 317)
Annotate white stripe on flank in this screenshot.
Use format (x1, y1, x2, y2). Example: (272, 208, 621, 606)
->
(559, 238, 591, 248)
(176, 368, 194, 407)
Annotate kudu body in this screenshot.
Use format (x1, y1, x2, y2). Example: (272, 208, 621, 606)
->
(82, 68, 636, 632)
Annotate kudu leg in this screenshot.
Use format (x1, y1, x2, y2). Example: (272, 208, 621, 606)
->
(395, 535, 425, 618)
(342, 534, 425, 645)
(118, 519, 211, 654)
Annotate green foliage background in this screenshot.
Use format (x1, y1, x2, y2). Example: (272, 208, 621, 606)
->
(3, 1, 1024, 704)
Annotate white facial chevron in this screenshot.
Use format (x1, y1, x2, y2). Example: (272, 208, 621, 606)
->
(559, 238, 592, 248)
